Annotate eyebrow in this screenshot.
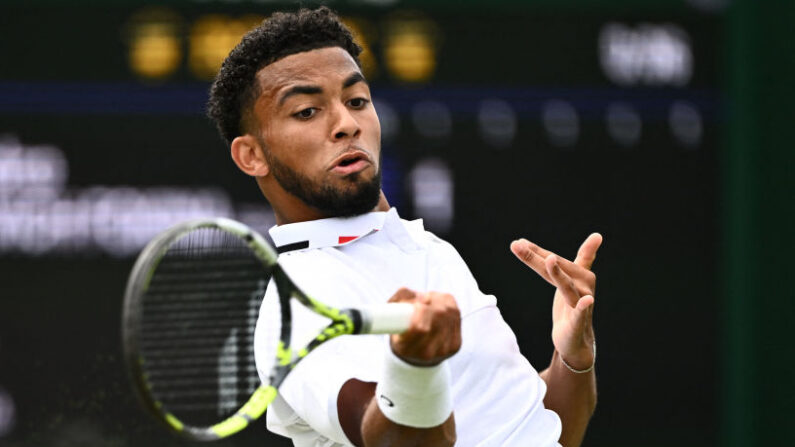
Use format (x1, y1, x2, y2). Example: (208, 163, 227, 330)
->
(277, 72, 367, 106)
(278, 85, 322, 105)
(343, 72, 366, 89)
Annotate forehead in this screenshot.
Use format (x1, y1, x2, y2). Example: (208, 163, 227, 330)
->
(255, 47, 362, 100)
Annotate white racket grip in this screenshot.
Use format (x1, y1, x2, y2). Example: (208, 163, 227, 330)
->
(359, 302, 414, 334)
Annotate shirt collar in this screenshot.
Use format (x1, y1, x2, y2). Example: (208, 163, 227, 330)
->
(269, 209, 387, 253)
(269, 208, 424, 253)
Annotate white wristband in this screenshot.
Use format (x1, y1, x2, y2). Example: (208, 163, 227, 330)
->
(375, 347, 453, 428)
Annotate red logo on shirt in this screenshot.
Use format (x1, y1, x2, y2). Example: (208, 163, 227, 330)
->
(338, 236, 358, 244)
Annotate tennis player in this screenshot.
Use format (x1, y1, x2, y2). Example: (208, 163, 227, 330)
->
(207, 7, 601, 447)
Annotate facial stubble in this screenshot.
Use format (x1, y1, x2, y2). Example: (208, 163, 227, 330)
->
(264, 149, 382, 218)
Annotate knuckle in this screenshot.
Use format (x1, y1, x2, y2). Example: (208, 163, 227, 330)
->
(397, 287, 415, 297)
(452, 340, 462, 355)
(413, 319, 432, 335)
(567, 277, 577, 290)
(448, 305, 461, 320)
(389, 287, 415, 303)
(442, 293, 457, 307)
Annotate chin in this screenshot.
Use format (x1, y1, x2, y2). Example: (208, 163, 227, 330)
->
(316, 175, 382, 217)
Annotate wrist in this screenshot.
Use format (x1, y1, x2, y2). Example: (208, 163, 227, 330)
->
(375, 346, 453, 427)
(559, 341, 596, 374)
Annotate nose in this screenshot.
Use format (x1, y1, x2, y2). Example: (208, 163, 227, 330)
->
(331, 103, 361, 141)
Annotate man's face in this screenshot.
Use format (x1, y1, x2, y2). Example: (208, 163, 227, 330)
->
(251, 46, 382, 217)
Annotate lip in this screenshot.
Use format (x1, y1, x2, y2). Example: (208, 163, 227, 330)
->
(329, 149, 373, 175)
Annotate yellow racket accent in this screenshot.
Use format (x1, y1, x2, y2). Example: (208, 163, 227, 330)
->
(124, 218, 405, 442)
(306, 296, 353, 328)
(277, 341, 292, 366)
(210, 386, 277, 437)
(164, 412, 184, 431)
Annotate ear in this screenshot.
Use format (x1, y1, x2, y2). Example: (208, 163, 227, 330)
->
(230, 135, 269, 177)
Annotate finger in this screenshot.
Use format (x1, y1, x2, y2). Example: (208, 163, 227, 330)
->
(510, 239, 554, 285)
(392, 292, 461, 365)
(532, 242, 597, 289)
(574, 233, 603, 269)
(576, 294, 595, 312)
(387, 287, 418, 303)
(513, 239, 596, 298)
(545, 255, 580, 308)
(566, 294, 595, 345)
(408, 292, 458, 332)
(417, 291, 431, 304)
(517, 239, 586, 276)
(512, 239, 592, 290)
(434, 293, 462, 356)
(570, 295, 595, 337)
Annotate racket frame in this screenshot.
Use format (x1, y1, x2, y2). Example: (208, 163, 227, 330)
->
(122, 218, 407, 441)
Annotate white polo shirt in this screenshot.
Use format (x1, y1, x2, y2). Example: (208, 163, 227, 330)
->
(254, 208, 562, 447)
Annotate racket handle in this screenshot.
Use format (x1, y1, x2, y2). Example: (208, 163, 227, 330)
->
(359, 302, 414, 334)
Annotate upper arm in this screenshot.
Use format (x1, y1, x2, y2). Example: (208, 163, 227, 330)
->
(539, 366, 551, 384)
(337, 379, 377, 447)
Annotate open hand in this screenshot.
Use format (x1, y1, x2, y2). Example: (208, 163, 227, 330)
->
(510, 234, 603, 370)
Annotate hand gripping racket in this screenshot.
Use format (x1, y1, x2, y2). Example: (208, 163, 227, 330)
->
(122, 217, 414, 441)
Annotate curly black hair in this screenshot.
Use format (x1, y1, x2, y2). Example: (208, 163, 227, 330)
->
(207, 6, 362, 145)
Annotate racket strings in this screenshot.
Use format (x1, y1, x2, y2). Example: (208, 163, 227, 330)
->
(138, 227, 271, 425)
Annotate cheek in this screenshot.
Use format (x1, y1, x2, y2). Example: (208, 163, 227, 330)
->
(266, 123, 327, 171)
(363, 111, 382, 146)
(265, 121, 312, 155)
(372, 116, 382, 141)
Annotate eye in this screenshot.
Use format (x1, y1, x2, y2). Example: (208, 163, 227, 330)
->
(294, 108, 317, 120)
(348, 98, 370, 109)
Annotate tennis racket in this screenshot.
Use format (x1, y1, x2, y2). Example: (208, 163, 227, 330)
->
(122, 217, 414, 441)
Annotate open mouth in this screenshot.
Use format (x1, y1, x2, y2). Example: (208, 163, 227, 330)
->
(330, 151, 371, 175)
(337, 155, 363, 167)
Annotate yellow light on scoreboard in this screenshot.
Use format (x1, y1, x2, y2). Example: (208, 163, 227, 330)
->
(189, 14, 265, 80)
(125, 8, 182, 80)
(383, 12, 439, 83)
(341, 17, 378, 79)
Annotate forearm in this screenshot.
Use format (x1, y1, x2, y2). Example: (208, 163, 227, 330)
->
(361, 399, 456, 447)
(540, 351, 597, 447)
(339, 290, 461, 447)
(338, 378, 456, 447)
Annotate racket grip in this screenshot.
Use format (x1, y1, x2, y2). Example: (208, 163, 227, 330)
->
(359, 302, 414, 334)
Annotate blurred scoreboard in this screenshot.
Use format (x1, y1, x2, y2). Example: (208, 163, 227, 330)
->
(0, 2, 720, 257)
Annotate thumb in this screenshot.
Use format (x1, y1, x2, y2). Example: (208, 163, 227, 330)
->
(575, 295, 594, 312)
(569, 295, 595, 329)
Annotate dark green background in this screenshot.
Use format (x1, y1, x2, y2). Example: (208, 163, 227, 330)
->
(723, 1, 795, 446)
